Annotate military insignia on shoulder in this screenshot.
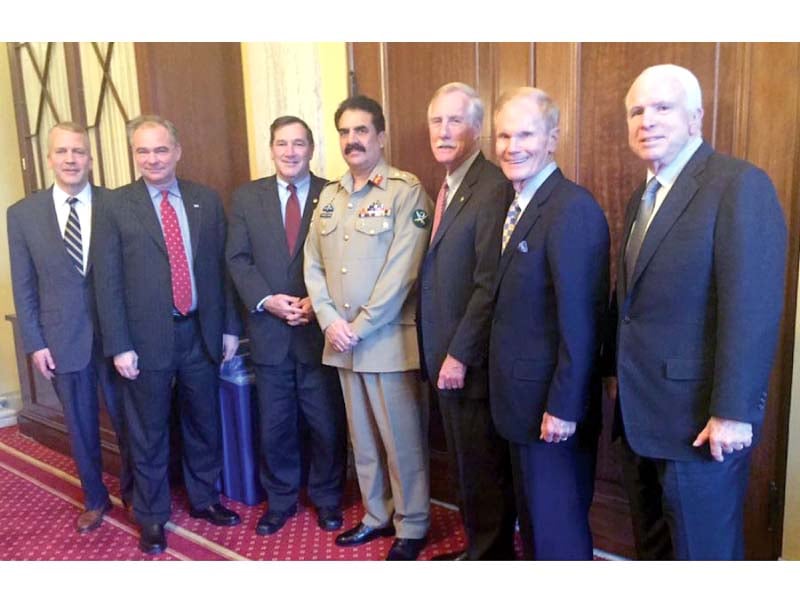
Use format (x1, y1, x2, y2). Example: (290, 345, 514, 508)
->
(388, 169, 420, 186)
(320, 203, 334, 219)
(412, 209, 429, 228)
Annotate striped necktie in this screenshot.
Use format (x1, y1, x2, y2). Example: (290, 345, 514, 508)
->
(63, 197, 84, 275)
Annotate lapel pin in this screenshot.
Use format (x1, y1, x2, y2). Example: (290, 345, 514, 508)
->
(459, 196, 464, 203)
(518, 240, 528, 253)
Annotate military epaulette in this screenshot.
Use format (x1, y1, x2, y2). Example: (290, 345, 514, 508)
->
(387, 168, 420, 186)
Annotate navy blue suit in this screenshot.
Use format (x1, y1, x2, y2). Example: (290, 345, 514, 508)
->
(226, 174, 345, 513)
(489, 168, 609, 560)
(7, 186, 132, 510)
(610, 142, 787, 559)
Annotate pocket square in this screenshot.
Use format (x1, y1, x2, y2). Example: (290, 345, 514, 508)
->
(517, 240, 528, 253)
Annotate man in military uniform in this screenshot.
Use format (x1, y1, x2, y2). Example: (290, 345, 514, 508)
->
(304, 95, 433, 561)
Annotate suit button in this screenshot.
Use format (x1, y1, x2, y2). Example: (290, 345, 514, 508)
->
(344, 303, 351, 309)
(623, 315, 631, 324)
(347, 203, 353, 209)
(344, 234, 350, 241)
(341, 267, 348, 274)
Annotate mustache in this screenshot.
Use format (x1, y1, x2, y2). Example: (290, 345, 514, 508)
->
(344, 142, 366, 155)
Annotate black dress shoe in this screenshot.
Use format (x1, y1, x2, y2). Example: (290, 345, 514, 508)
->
(335, 523, 395, 547)
(431, 549, 468, 561)
(386, 537, 427, 561)
(139, 523, 167, 555)
(255, 505, 297, 536)
(189, 502, 241, 526)
(316, 506, 343, 531)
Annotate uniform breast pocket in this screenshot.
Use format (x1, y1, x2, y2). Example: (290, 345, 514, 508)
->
(317, 218, 339, 259)
(352, 218, 394, 257)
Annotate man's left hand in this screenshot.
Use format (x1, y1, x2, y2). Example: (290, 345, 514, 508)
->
(692, 416, 753, 462)
(287, 297, 315, 327)
(540, 411, 577, 443)
(222, 334, 239, 362)
(437, 354, 466, 390)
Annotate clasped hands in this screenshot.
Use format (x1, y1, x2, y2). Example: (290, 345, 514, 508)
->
(266, 294, 315, 327)
(325, 318, 359, 353)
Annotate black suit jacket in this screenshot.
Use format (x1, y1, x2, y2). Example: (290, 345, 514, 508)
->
(8, 185, 110, 373)
(610, 143, 787, 460)
(417, 153, 513, 399)
(94, 178, 242, 369)
(226, 173, 327, 366)
(489, 169, 609, 444)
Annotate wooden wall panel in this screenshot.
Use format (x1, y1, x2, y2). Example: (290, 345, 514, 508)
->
(135, 43, 249, 208)
(535, 42, 580, 181)
(384, 43, 477, 198)
(348, 41, 800, 560)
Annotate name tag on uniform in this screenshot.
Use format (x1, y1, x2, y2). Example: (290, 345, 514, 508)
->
(320, 203, 334, 218)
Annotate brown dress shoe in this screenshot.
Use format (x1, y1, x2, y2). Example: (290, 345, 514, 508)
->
(76, 501, 112, 533)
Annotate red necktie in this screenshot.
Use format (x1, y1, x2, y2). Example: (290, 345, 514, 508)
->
(159, 190, 193, 315)
(430, 179, 449, 241)
(285, 183, 301, 254)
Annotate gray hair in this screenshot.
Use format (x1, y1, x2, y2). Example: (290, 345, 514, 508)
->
(625, 64, 703, 113)
(126, 114, 180, 146)
(428, 82, 485, 130)
(495, 87, 560, 133)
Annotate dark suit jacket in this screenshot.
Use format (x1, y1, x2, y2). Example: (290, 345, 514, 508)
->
(7, 185, 110, 373)
(418, 153, 513, 399)
(94, 178, 242, 370)
(489, 168, 609, 444)
(226, 173, 327, 366)
(611, 142, 787, 461)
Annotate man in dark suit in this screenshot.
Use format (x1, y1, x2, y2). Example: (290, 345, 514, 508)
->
(94, 115, 243, 555)
(227, 116, 346, 536)
(489, 87, 609, 560)
(7, 122, 132, 533)
(605, 64, 787, 560)
(418, 82, 516, 560)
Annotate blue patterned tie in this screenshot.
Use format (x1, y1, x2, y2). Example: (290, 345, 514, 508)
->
(625, 177, 662, 288)
(63, 197, 84, 275)
(501, 195, 522, 253)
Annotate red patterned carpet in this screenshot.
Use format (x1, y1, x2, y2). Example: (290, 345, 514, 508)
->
(0, 425, 467, 561)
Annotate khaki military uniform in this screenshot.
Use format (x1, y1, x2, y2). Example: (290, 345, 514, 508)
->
(304, 159, 432, 539)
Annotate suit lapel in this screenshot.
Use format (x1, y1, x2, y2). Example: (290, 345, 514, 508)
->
(261, 177, 291, 264)
(85, 185, 104, 275)
(627, 143, 712, 293)
(291, 174, 324, 263)
(130, 179, 168, 257)
(178, 180, 202, 259)
(37, 188, 78, 274)
(495, 168, 563, 293)
(428, 154, 484, 251)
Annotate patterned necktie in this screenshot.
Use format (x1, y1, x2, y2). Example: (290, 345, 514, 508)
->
(501, 195, 522, 253)
(159, 190, 193, 315)
(63, 197, 84, 275)
(429, 179, 449, 241)
(625, 177, 662, 288)
(285, 183, 301, 254)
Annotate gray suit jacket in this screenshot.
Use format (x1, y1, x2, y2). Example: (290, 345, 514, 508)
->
(7, 185, 109, 373)
(94, 178, 242, 370)
(226, 173, 327, 366)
